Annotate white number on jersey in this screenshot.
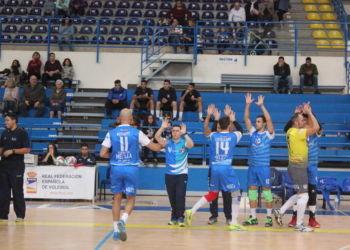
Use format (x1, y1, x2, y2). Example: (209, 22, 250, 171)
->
(120, 136, 129, 151)
(216, 141, 229, 155)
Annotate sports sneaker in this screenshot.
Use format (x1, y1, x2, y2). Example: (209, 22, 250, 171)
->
(314, 89, 321, 95)
(207, 217, 218, 225)
(113, 232, 120, 241)
(265, 216, 273, 227)
(229, 223, 247, 231)
(0, 217, 8, 222)
(288, 215, 297, 227)
(199, 118, 204, 122)
(184, 209, 193, 227)
(308, 217, 321, 228)
(299, 89, 304, 94)
(178, 117, 182, 121)
(15, 218, 24, 222)
(117, 220, 127, 242)
(242, 215, 258, 226)
(168, 219, 177, 225)
(153, 159, 158, 167)
(144, 159, 149, 167)
(294, 224, 314, 232)
(226, 218, 232, 225)
(178, 217, 185, 227)
(274, 209, 284, 227)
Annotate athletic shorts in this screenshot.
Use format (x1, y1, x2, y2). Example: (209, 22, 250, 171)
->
(288, 165, 308, 193)
(184, 103, 197, 112)
(110, 165, 139, 197)
(210, 165, 240, 192)
(307, 165, 318, 185)
(247, 166, 271, 188)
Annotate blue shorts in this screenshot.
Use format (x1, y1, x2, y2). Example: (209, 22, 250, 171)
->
(110, 165, 139, 197)
(209, 165, 240, 192)
(247, 166, 271, 188)
(307, 165, 318, 185)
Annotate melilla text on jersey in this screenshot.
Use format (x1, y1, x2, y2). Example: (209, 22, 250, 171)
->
(115, 151, 133, 160)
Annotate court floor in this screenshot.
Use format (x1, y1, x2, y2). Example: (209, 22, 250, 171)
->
(1, 196, 350, 250)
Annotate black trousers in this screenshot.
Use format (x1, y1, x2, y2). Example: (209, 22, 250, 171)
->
(207, 168, 232, 219)
(28, 69, 41, 80)
(0, 167, 26, 219)
(41, 73, 61, 87)
(19, 102, 46, 117)
(165, 174, 188, 219)
(144, 146, 157, 160)
(105, 99, 127, 116)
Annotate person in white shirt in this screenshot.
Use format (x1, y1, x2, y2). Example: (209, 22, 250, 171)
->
(228, 2, 246, 26)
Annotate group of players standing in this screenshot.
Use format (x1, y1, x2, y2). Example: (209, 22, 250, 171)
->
(100, 92, 322, 242)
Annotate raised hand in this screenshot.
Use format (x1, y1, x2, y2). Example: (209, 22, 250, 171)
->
(255, 95, 265, 107)
(229, 110, 236, 122)
(303, 102, 312, 114)
(213, 108, 221, 120)
(207, 104, 215, 115)
(224, 104, 232, 117)
(161, 118, 169, 128)
(180, 123, 187, 134)
(245, 93, 254, 105)
(295, 105, 303, 114)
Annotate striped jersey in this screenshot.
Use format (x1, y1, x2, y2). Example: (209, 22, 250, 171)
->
(307, 132, 322, 166)
(248, 127, 275, 167)
(164, 138, 189, 175)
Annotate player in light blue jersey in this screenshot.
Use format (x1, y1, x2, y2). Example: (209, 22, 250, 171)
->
(155, 119, 194, 227)
(100, 109, 163, 242)
(284, 105, 322, 228)
(185, 104, 247, 231)
(243, 93, 275, 227)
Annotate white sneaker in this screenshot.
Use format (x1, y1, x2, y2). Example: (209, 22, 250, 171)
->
(294, 224, 314, 232)
(178, 117, 182, 121)
(199, 118, 204, 122)
(15, 218, 24, 222)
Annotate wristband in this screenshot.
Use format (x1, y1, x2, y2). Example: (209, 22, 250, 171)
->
(12, 149, 15, 154)
(183, 133, 188, 136)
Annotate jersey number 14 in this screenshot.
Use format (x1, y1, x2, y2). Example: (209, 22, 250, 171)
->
(216, 141, 229, 155)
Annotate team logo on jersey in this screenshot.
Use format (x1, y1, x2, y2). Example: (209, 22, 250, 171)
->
(254, 137, 261, 144)
(180, 148, 185, 153)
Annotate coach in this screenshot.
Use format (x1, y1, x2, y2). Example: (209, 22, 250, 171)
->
(0, 113, 31, 222)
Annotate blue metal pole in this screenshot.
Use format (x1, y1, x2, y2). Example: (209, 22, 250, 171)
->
(294, 23, 298, 67)
(96, 18, 100, 63)
(47, 17, 52, 59)
(244, 23, 248, 66)
(0, 18, 2, 60)
(194, 21, 198, 65)
(146, 20, 149, 63)
(344, 20, 348, 67)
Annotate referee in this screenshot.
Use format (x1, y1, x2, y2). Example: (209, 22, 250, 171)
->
(0, 113, 30, 222)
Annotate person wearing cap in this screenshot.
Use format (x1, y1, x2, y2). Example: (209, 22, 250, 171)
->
(299, 57, 320, 94)
(105, 80, 127, 119)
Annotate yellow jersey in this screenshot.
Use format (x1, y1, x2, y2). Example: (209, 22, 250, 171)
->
(286, 128, 308, 168)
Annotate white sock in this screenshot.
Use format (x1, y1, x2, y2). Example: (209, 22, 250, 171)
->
(150, 110, 154, 115)
(156, 110, 160, 118)
(113, 221, 120, 232)
(179, 112, 183, 118)
(293, 204, 298, 212)
(231, 204, 240, 225)
(173, 110, 177, 119)
(250, 208, 256, 219)
(309, 205, 316, 213)
(130, 109, 133, 114)
(267, 209, 272, 217)
(192, 196, 208, 215)
(121, 213, 129, 223)
(199, 112, 203, 119)
(280, 194, 298, 214)
(296, 193, 309, 226)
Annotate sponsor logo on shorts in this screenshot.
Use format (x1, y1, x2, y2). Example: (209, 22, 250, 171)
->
(226, 184, 235, 189)
(293, 184, 299, 189)
(303, 184, 308, 189)
(126, 187, 135, 193)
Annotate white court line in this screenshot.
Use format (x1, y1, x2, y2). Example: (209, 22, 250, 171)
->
(37, 204, 51, 209)
(338, 245, 350, 250)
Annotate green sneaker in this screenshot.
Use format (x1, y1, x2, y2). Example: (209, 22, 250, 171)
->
(242, 215, 258, 226)
(265, 216, 273, 227)
(178, 217, 185, 227)
(168, 219, 177, 225)
(229, 222, 247, 231)
(184, 209, 193, 227)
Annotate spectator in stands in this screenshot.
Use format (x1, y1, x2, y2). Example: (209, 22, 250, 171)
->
(58, 16, 74, 52)
(197, 33, 205, 54)
(61, 58, 74, 88)
(130, 80, 155, 116)
(49, 80, 67, 118)
(258, 0, 274, 22)
(75, 143, 96, 165)
(169, 19, 184, 54)
(228, 2, 246, 26)
(142, 115, 158, 167)
(42, 143, 59, 165)
(69, 0, 87, 17)
(131, 115, 141, 129)
(156, 80, 177, 121)
(109, 116, 121, 128)
(229, 23, 244, 55)
(272, 56, 293, 94)
(4, 66, 20, 86)
(27, 52, 42, 80)
(278, 0, 292, 31)
(42, 53, 62, 88)
(56, 0, 70, 17)
(183, 19, 196, 54)
(179, 83, 203, 122)
(105, 80, 127, 119)
(19, 75, 46, 117)
(1, 78, 19, 116)
(166, 0, 192, 27)
(12, 60, 22, 74)
(162, 121, 172, 139)
(42, 0, 55, 18)
(216, 27, 230, 55)
(299, 57, 320, 94)
(245, 0, 259, 23)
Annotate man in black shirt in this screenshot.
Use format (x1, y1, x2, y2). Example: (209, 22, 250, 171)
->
(178, 83, 203, 122)
(272, 56, 294, 94)
(129, 80, 155, 116)
(75, 143, 96, 166)
(0, 113, 30, 222)
(156, 79, 178, 120)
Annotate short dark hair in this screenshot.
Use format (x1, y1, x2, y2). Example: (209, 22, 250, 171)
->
(115, 80, 121, 84)
(256, 115, 266, 123)
(290, 113, 300, 123)
(278, 56, 284, 60)
(306, 57, 311, 61)
(49, 52, 55, 57)
(141, 79, 147, 85)
(164, 79, 171, 84)
(80, 143, 89, 148)
(189, 82, 195, 88)
(61, 16, 72, 25)
(6, 113, 18, 123)
(218, 117, 230, 130)
(173, 124, 181, 130)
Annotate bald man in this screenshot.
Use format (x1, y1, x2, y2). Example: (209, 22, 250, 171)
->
(100, 109, 163, 242)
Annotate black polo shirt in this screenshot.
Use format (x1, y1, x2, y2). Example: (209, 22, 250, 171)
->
(134, 87, 154, 103)
(75, 154, 96, 166)
(0, 127, 30, 169)
(181, 89, 201, 106)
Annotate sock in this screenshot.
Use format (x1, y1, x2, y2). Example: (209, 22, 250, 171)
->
(130, 109, 133, 114)
(173, 110, 177, 119)
(199, 112, 203, 119)
(280, 194, 298, 214)
(309, 205, 316, 218)
(121, 213, 129, 223)
(296, 193, 309, 226)
(293, 204, 298, 216)
(250, 208, 256, 219)
(150, 110, 154, 115)
(231, 204, 240, 225)
(179, 112, 183, 118)
(113, 221, 120, 232)
(267, 209, 272, 217)
(192, 196, 208, 216)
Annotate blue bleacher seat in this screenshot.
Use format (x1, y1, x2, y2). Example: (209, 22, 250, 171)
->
(107, 36, 121, 44)
(83, 17, 97, 25)
(89, 0, 102, 8)
(122, 36, 136, 45)
(202, 11, 214, 19)
(216, 0, 228, 2)
(144, 10, 156, 17)
(100, 18, 111, 25)
(14, 34, 27, 43)
(125, 27, 139, 35)
(160, 2, 172, 9)
(44, 35, 58, 43)
(28, 34, 43, 43)
(130, 9, 142, 17)
(79, 26, 93, 34)
(341, 178, 350, 193)
(33, 0, 43, 6)
(18, 25, 32, 33)
(0, 0, 4, 5)
(146, 2, 158, 9)
(112, 18, 126, 25)
(216, 3, 228, 10)
(202, 3, 214, 10)
(2, 34, 12, 42)
(138, 37, 152, 45)
(156, 27, 169, 36)
(4, 24, 17, 33)
(216, 11, 228, 19)
(1, 17, 9, 23)
(110, 26, 123, 34)
(266, 40, 278, 48)
(127, 18, 141, 25)
(20, 0, 32, 6)
(51, 18, 62, 24)
(24, 17, 37, 23)
(86, 8, 99, 16)
(29, 7, 41, 15)
(91, 35, 105, 44)
(104, 0, 116, 8)
(115, 9, 128, 17)
(203, 0, 214, 2)
(216, 20, 230, 26)
(154, 37, 167, 45)
(202, 28, 214, 37)
(202, 20, 214, 26)
(132, 1, 144, 8)
(189, 0, 200, 2)
(205, 38, 215, 47)
(15, 7, 27, 15)
(188, 2, 200, 10)
(142, 18, 155, 26)
(2, 7, 14, 14)
(94, 26, 108, 34)
(117, 1, 130, 8)
(101, 8, 113, 16)
(140, 27, 154, 35)
(10, 17, 23, 23)
(50, 25, 59, 34)
(158, 10, 167, 17)
(6, 0, 18, 6)
(191, 11, 200, 19)
(38, 17, 49, 23)
(72, 18, 81, 25)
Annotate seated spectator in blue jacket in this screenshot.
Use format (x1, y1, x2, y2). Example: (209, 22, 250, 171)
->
(42, 0, 55, 17)
(58, 16, 74, 52)
(272, 56, 293, 94)
(75, 143, 96, 165)
(105, 80, 127, 119)
(299, 57, 320, 94)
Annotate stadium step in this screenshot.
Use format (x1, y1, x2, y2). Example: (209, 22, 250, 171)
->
(73, 92, 107, 98)
(64, 112, 104, 117)
(70, 101, 105, 108)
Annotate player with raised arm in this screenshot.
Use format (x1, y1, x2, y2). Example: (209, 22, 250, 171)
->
(243, 93, 275, 227)
(284, 105, 323, 228)
(185, 104, 246, 231)
(100, 109, 163, 242)
(274, 103, 319, 232)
